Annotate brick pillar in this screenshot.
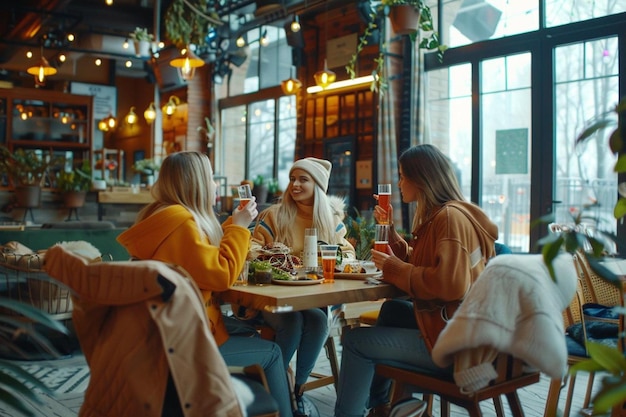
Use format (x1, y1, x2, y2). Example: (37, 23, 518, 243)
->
(186, 65, 213, 154)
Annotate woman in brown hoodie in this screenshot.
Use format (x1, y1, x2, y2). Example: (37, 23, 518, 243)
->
(334, 144, 499, 417)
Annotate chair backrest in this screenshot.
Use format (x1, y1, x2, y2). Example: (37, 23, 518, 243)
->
(568, 250, 624, 354)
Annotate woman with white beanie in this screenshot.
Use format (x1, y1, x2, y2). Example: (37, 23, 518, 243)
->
(251, 157, 355, 416)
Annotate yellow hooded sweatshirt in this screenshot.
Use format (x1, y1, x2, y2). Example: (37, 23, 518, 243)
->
(117, 205, 250, 345)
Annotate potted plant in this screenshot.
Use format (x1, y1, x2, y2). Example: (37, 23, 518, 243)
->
(133, 158, 160, 186)
(252, 175, 268, 204)
(0, 146, 59, 209)
(129, 27, 154, 57)
(266, 178, 282, 203)
(56, 160, 92, 209)
(345, 0, 446, 92)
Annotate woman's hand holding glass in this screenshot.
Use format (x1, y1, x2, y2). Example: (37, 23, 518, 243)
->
(373, 194, 394, 225)
(232, 196, 258, 228)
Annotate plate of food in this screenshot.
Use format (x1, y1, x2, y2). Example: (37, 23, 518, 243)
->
(334, 260, 382, 280)
(271, 278, 325, 286)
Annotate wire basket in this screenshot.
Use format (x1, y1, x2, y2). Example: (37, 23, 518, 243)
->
(0, 251, 73, 321)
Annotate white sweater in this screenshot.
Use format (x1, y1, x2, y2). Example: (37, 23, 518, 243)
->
(432, 253, 577, 393)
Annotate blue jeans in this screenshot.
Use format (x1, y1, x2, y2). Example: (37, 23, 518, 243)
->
(334, 300, 451, 417)
(262, 308, 329, 387)
(219, 335, 292, 417)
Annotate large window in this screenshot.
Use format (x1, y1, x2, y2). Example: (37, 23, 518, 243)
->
(554, 37, 620, 232)
(219, 95, 296, 191)
(424, 2, 625, 252)
(217, 26, 297, 192)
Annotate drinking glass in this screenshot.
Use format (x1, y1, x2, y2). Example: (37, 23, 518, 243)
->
(319, 245, 339, 283)
(234, 261, 249, 286)
(374, 224, 389, 252)
(237, 184, 253, 208)
(377, 183, 392, 224)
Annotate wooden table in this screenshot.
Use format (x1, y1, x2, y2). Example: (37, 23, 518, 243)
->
(97, 191, 154, 220)
(220, 278, 404, 313)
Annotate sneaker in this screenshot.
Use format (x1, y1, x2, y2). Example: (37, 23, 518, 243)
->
(367, 403, 391, 417)
(292, 393, 320, 417)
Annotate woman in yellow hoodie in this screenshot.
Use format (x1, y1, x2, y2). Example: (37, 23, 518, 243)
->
(117, 151, 293, 417)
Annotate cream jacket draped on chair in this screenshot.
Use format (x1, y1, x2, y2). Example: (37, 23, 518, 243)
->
(432, 253, 577, 394)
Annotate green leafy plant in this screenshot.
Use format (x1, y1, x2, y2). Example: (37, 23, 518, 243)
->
(133, 158, 160, 175)
(56, 160, 92, 192)
(267, 178, 280, 194)
(0, 296, 69, 416)
(345, 0, 446, 92)
(345, 209, 376, 260)
(253, 175, 265, 188)
(164, 0, 221, 48)
(0, 146, 59, 187)
(129, 27, 154, 42)
(540, 96, 626, 414)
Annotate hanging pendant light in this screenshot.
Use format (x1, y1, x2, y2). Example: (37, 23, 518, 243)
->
(281, 67, 302, 95)
(169, 46, 204, 81)
(27, 46, 57, 86)
(314, 2, 335, 90)
(314, 59, 336, 89)
(144, 102, 157, 124)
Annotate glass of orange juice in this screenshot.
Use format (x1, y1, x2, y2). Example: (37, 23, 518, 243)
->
(319, 245, 339, 283)
(374, 224, 389, 252)
(237, 184, 253, 208)
(377, 184, 391, 224)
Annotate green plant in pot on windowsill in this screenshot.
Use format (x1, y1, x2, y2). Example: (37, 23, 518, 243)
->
(0, 146, 59, 210)
(267, 178, 282, 203)
(252, 175, 269, 205)
(346, 0, 446, 92)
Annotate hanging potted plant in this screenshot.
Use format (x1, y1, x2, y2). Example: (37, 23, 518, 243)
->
(345, 0, 446, 92)
(0, 146, 58, 210)
(129, 27, 154, 57)
(56, 161, 92, 209)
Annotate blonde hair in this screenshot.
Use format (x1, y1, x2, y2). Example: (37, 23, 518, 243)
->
(398, 144, 465, 230)
(136, 151, 223, 244)
(273, 177, 340, 247)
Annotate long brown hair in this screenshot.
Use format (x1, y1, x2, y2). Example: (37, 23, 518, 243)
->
(399, 144, 465, 228)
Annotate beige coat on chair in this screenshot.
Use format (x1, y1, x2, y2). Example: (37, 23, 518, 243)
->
(44, 244, 244, 417)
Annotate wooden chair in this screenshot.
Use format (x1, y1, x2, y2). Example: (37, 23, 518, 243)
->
(230, 364, 280, 417)
(376, 253, 576, 417)
(544, 250, 624, 417)
(377, 354, 540, 417)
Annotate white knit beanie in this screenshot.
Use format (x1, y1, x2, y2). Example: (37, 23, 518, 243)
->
(290, 157, 332, 192)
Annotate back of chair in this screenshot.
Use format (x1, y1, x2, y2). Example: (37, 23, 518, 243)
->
(573, 250, 623, 307)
